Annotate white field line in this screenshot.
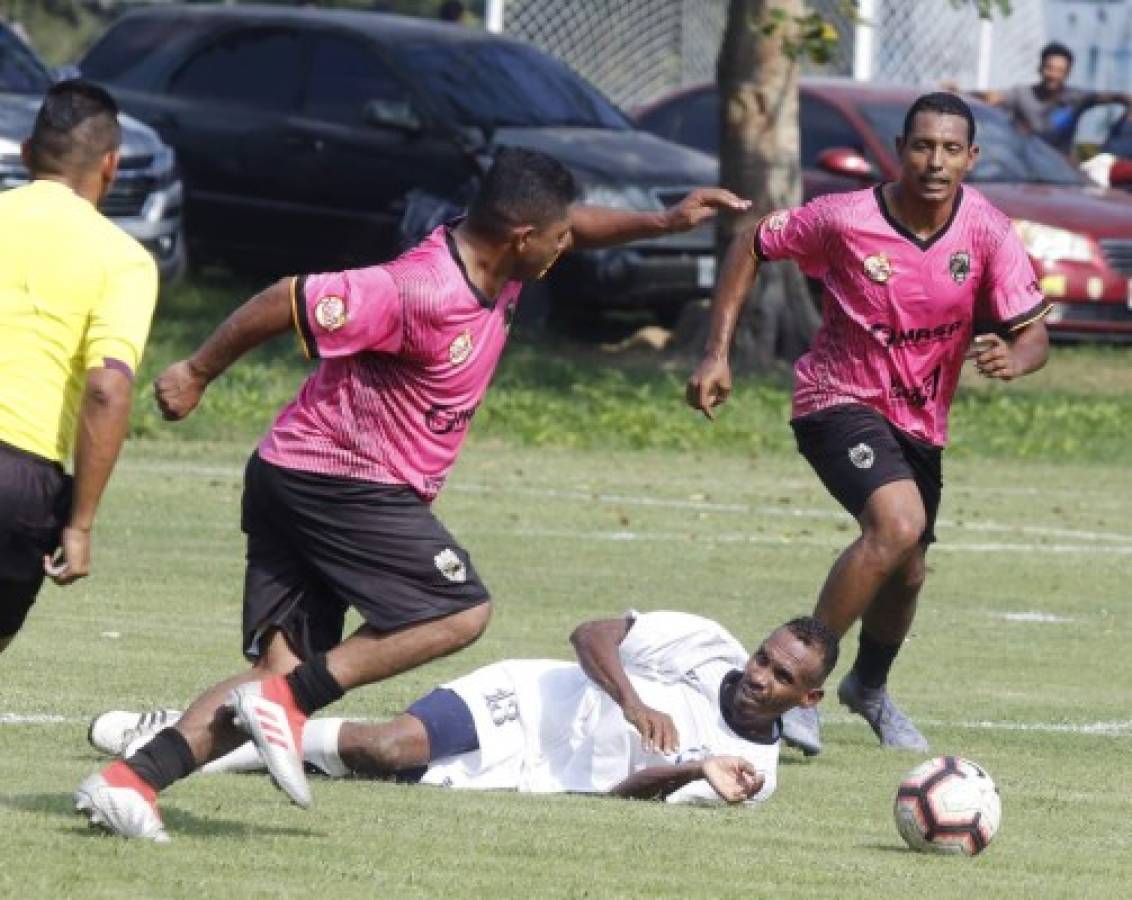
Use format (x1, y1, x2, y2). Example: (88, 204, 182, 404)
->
(116, 460, 1132, 547)
(3, 710, 1130, 737)
(476, 526, 1132, 556)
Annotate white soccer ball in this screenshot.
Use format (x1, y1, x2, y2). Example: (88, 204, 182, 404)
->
(893, 756, 1001, 856)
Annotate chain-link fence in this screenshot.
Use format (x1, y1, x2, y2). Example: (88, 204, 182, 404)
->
(496, 0, 1047, 109)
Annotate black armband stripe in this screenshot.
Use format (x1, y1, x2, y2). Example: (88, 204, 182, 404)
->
(292, 275, 319, 360)
(1003, 299, 1052, 333)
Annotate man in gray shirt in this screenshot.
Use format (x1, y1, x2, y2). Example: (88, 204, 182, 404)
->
(979, 42, 1130, 155)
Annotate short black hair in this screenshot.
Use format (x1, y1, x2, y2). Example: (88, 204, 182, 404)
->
(1040, 41, 1074, 68)
(467, 146, 577, 239)
(782, 616, 840, 682)
(26, 79, 120, 178)
(902, 91, 976, 145)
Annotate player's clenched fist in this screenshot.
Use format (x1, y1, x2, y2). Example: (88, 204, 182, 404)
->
(154, 359, 209, 421)
(686, 355, 732, 420)
(702, 756, 763, 803)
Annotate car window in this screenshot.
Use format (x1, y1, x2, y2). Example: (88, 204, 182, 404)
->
(670, 91, 720, 155)
(0, 25, 52, 94)
(303, 35, 411, 126)
(858, 101, 1086, 186)
(800, 95, 868, 167)
(168, 28, 304, 112)
(1102, 119, 1132, 158)
(81, 16, 187, 83)
(393, 40, 629, 130)
(636, 101, 683, 145)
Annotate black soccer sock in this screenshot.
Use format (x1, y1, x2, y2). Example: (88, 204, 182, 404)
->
(124, 727, 197, 792)
(286, 654, 345, 716)
(851, 630, 902, 690)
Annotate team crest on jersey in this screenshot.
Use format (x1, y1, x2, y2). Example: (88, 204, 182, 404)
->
(949, 251, 971, 285)
(434, 548, 467, 583)
(765, 209, 789, 231)
(863, 254, 892, 284)
(314, 295, 347, 331)
(449, 329, 473, 365)
(848, 442, 876, 469)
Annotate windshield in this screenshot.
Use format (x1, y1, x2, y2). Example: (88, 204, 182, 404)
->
(395, 40, 630, 130)
(0, 27, 52, 94)
(859, 102, 1087, 186)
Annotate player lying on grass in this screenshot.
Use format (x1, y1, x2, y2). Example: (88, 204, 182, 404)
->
(88, 610, 838, 809)
(74, 147, 751, 842)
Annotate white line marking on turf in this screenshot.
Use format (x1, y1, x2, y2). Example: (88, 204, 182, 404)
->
(117, 460, 1132, 545)
(991, 611, 1075, 624)
(816, 713, 1132, 736)
(483, 527, 1132, 555)
(3, 711, 1129, 737)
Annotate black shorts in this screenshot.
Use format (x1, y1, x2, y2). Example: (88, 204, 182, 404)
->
(790, 404, 942, 544)
(0, 440, 72, 636)
(240, 453, 489, 660)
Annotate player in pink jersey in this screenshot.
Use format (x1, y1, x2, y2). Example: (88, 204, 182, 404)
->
(75, 147, 749, 841)
(687, 93, 1050, 755)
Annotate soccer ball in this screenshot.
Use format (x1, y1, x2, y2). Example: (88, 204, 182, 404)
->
(893, 756, 1001, 856)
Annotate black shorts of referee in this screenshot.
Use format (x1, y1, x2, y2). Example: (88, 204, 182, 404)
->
(791, 404, 942, 544)
(240, 452, 490, 661)
(0, 440, 72, 638)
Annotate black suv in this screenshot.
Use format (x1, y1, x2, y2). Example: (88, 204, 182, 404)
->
(0, 23, 184, 280)
(79, 4, 720, 319)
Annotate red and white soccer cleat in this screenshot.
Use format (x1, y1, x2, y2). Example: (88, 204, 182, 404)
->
(226, 677, 311, 808)
(74, 761, 170, 843)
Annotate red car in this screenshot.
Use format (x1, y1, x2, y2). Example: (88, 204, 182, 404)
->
(636, 78, 1132, 339)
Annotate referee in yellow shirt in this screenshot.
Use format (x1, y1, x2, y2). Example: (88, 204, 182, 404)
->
(0, 80, 157, 654)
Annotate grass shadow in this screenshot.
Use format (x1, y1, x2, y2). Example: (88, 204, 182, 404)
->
(1, 792, 325, 840)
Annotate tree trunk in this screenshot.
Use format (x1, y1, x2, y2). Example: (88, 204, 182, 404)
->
(672, 0, 819, 371)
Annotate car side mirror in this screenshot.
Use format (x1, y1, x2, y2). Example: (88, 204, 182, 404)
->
(816, 146, 875, 180)
(363, 99, 423, 135)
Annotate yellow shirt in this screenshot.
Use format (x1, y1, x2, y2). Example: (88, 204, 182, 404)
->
(0, 179, 157, 463)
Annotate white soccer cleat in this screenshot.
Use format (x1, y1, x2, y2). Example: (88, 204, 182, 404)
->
(74, 771, 170, 843)
(226, 678, 311, 808)
(88, 709, 182, 757)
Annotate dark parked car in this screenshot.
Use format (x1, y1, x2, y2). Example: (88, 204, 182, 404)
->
(637, 79, 1132, 339)
(0, 23, 184, 280)
(79, 4, 721, 321)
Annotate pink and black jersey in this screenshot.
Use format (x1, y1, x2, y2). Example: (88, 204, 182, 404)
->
(755, 186, 1048, 446)
(257, 224, 521, 500)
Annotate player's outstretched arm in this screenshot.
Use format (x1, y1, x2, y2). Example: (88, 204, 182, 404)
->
(609, 756, 763, 803)
(154, 278, 294, 421)
(685, 224, 761, 420)
(570, 617, 679, 755)
(968, 318, 1049, 382)
(568, 188, 750, 250)
(43, 367, 134, 585)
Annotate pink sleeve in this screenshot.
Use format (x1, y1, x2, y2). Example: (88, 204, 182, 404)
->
(752, 201, 829, 278)
(293, 266, 404, 359)
(981, 229, 1049, 332)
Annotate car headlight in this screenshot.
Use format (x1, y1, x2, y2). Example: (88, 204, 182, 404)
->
(148, 145, 179, 187)
(151, 145, 175, 173)
(580, 184, 660, 211)
(1013, 220, 1094, 263)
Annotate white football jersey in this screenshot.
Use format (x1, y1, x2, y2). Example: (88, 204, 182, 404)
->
(420, 611, 780, 805)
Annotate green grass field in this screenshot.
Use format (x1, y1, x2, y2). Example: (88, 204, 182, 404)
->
(2, 435, 1130, 898)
